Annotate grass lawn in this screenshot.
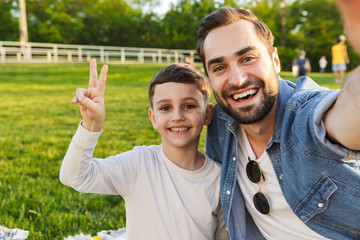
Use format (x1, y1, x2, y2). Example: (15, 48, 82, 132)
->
(0, 62, 342, 239)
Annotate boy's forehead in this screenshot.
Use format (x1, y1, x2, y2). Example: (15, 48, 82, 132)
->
(153, 82, 198, 93)
(152, 82, 203, 102)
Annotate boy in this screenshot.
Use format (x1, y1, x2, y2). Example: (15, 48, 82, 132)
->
(59, 59, 227, 240)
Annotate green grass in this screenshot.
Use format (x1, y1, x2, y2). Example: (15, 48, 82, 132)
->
(0, 62, 341, 239)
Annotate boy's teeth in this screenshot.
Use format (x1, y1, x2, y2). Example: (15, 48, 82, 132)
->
(233, 89, 257, 100)
(171, 127, 188, 132)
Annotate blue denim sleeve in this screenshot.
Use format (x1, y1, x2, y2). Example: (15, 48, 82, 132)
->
(313, 89, 360, 160)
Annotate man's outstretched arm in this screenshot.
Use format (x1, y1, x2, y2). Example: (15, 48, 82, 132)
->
(325, 67, 360, 150)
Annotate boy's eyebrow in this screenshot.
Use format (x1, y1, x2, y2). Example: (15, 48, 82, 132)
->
(206, 46, 257, 70)
(154, 97, 200, 105)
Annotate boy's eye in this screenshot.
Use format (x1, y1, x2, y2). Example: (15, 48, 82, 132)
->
(160, 106, 171, 111)
(184, 104, 195, 109)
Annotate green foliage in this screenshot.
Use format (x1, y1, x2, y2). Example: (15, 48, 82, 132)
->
(162, 0, 218, 49)
(0, 0, 19, 41)
(2, 0, 360, 71)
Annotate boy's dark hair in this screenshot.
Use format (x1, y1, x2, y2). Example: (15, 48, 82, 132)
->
(149, 63, 210, 108)
(196, 6, 274, 75)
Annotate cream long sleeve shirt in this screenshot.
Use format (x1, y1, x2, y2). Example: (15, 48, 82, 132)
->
(60, 123, 227, 240)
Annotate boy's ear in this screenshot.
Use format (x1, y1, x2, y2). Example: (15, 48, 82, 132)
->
(148, 108, 157, 130)
(204, 103, 214, 126)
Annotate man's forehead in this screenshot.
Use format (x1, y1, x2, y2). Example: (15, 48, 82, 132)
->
(205, 20, 257, 42)
(203, 20, 262, 60)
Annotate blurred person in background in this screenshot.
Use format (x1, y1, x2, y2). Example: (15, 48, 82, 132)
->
(331, 34, 349, 83)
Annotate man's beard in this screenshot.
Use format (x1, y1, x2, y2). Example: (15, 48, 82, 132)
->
(214, 77, 278, 124)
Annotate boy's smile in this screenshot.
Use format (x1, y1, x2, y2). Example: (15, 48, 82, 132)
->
(149, 82, 212, 153)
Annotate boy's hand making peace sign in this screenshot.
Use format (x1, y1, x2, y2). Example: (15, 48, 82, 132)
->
(72, 59, 108, 132)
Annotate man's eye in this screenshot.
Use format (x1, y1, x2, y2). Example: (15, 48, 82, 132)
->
(213, 66, 225, 72)
(160, 106, 170, 111)
(243, 57, 254, 63)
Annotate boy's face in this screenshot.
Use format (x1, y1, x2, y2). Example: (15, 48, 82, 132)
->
(149, 82, 213, 152)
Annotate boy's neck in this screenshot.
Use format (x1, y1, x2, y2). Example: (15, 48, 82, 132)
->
(162, 145, 205, 171)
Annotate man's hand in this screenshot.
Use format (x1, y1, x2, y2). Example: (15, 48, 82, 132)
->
(337, 0, 360, 54)
(72, 59, 108, 132)
(325, 66, 360, 150)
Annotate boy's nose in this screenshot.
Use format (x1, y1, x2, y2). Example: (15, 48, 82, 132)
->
(172, 109, 185, 121)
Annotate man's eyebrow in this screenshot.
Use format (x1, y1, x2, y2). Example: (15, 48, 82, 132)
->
(207, 46, 258, 70)
(235, 46, 257, 57)
(207, 57, 224, 70)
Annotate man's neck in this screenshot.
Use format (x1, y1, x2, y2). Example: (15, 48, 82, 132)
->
(241, 101, 277, 158)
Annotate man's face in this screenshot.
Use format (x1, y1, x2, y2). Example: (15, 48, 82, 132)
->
(203, 20, 281, 124)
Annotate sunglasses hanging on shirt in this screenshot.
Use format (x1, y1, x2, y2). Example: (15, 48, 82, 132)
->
(246, 156, 271, 215)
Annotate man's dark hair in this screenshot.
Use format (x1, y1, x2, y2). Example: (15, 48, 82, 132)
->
(196, 6, 274, 75)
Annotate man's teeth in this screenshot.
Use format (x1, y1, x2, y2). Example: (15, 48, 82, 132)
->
(233, 89, 257, 100)
(171, 127, 189, 132)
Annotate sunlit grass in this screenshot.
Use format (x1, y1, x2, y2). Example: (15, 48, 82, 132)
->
(0, 62, 340, 239)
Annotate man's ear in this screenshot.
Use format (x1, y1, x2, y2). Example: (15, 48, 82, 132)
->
(204, 103, 214, 126)
(272, 47, 281, 73)
(148, 108, 157, 130)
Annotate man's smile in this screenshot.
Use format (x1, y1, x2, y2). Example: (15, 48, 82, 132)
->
(232, 88, 258, 101)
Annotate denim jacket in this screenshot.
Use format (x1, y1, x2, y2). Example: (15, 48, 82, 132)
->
(206, 77, 360, 240)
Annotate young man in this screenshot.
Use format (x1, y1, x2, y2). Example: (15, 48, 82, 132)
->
(59, 60, 228, 240)
(331, 35, 350, 83)
(295, 50, 311, 77)
(196, 6, 360, 240)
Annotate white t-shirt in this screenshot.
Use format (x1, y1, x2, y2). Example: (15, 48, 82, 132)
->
(236, 127, 329, 240)
(60, 123, 227, 240)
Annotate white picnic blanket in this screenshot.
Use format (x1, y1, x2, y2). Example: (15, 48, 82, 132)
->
(64, 228, 127, 240)
(0, 226, 29, 240)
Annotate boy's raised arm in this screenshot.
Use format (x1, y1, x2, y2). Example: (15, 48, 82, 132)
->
(72, 59, 108, 132)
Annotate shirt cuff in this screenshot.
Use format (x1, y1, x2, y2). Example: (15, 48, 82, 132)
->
(72, 121, 102, 149)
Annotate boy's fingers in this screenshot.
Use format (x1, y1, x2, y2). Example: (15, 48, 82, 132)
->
(75, 88, 88, 102)
(98, 65, 108, 92)
(71, 96, 78, 104)
(78, 96, 98, 112)
(89, 59, 97, 89)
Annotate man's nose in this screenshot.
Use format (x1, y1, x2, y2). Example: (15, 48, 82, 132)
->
(229, 66, 246, 85)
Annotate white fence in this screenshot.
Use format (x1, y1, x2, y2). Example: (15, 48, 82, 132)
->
(0, 41, 197, 64)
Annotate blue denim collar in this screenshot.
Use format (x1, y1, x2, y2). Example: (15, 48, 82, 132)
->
(270, 77, 296, 145)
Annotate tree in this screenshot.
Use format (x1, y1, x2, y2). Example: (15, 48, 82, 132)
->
(26, 0, 89, 43)
(162, 0, 218, 49)
(286, 0, 348, 71)
(0, 0, 18, 41)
